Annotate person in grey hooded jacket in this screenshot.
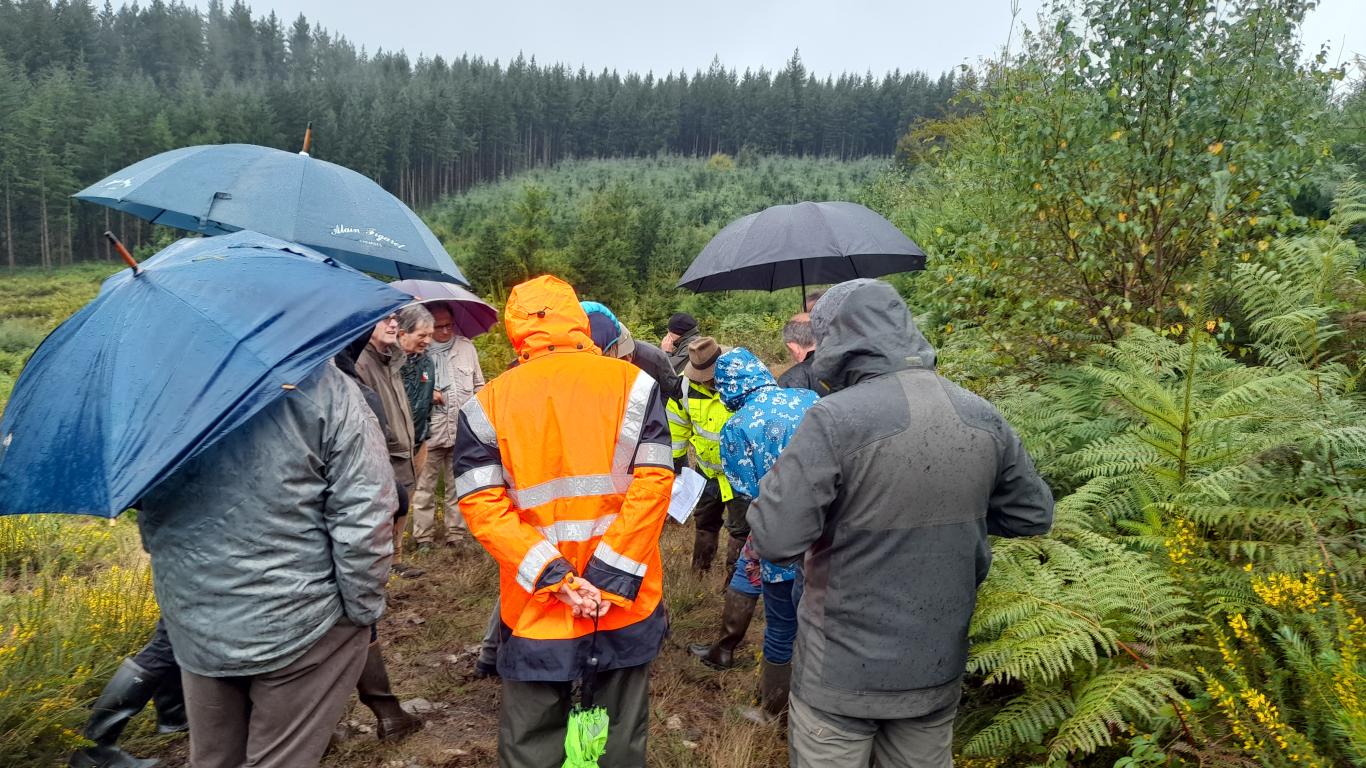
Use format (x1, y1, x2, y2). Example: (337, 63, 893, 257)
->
(748, 279, 1054, 768)
(137, 363, 396, 768)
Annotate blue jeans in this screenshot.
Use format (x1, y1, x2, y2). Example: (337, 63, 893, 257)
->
(761, 578, 799, 663)
(726, 552, 802, 664)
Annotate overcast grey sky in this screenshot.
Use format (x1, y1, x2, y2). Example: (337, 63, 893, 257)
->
(193, 0, 1364, 79)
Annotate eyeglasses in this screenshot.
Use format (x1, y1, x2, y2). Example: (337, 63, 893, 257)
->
(382, 315, 399, 325)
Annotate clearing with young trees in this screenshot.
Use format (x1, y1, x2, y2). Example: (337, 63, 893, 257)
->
(2, 0, 1365, 766)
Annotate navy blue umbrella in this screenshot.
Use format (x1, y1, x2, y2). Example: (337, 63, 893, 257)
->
(73, 143, 469, 286)
(0, 231, 411, 517)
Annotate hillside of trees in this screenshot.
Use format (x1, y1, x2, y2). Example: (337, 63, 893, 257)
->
(430, 153, 883, 336)
(0, 0, 959, 270)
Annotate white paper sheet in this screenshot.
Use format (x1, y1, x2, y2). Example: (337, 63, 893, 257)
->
(668, 467, 707, 524)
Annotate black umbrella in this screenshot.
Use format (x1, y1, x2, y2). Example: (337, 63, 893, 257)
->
(677, 201, 926, 304)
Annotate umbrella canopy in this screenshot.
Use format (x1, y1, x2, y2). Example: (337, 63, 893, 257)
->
(390, 279, 498, 339)
(73, 143, 469, 286)
(0, 231, 412, 517)
(677, 201, 926, 293)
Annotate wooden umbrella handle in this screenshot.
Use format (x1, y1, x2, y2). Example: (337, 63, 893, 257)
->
(301, 121, 313, 155)
(104, 231, 141, 274)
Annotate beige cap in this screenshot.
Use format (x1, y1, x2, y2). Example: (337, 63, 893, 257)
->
(611, 324, 637, 359)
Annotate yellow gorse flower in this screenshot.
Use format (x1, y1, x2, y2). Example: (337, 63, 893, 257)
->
(1252, 571, 1327, 613)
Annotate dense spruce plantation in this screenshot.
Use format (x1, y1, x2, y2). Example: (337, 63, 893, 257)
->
(0, 0, 958, 269)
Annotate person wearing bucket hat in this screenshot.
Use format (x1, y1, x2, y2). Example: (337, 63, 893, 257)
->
(667, 337, 749, 579)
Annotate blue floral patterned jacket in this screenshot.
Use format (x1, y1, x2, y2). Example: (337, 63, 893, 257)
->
(716, 348, 820, 583)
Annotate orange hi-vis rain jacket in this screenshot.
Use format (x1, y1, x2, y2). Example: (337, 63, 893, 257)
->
(453, 276, 674, 682)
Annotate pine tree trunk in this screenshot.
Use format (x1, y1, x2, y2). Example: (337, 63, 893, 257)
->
(39, 178, 50, 270)
(4, 178, 13, 270)
(65, 199, 73, 265)
(104, 208, 111, 260)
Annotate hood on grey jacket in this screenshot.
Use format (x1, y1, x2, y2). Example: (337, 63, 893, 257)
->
(809, 278, 935, 393)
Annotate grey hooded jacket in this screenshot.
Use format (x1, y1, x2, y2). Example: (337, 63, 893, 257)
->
(138, 363, 397, 677)
(748, 279, 1054, 719)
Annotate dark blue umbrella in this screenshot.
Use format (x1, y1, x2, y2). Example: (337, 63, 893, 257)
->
(677, 201, 926, 302)
(0, 231, 411, 517)
(73, 143, 469, 286)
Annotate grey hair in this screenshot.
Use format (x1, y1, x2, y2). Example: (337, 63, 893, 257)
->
(782, 317, 815, 348)
(397, 303, 434, 333)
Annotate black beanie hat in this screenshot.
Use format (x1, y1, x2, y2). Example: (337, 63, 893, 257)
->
(668, 313, 698, 335)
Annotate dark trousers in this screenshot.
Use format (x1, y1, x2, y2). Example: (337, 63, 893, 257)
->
(499, 662, 651, 768)
(132, 619, 178, 677)
(693, 477, 750, 539)
(182, 624, 369, 768)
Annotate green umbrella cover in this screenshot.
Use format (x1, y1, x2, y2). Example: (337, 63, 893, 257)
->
(563, 606, 609, 767)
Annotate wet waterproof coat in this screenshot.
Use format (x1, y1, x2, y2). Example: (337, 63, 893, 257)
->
(138, 364, 396, 677)
(631, 341, 680, 403)
(748, 279, 1054, 720)
(777, 356, 825, 395)
(453, 276, 673, 683)
(667, 380, 734, 499)
(716, 348, 820, 500)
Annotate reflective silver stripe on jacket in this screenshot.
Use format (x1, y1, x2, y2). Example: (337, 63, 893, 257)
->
(461, 397, 498, 447)
(537, 514, 619, 545)
(516, 540, 562, 592)
(592, 541, 647, 577)
(666, 410, 688, 427)
(611, 371, 656, 474)
(509, 473, 634, 510)
(693, 425, 722, 442)
(695, 455, 724, 473)
(634, 442, 673, 468)
(455, 464, 506, 499)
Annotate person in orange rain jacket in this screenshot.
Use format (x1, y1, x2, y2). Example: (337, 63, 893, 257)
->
(453, 275, 674, 768)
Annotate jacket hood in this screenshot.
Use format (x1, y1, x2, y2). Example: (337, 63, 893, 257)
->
(810, 279, 935, 392)
(504, 275, 599, 362)
(581, 301, 623, 353)
(715, 348, 777, 410)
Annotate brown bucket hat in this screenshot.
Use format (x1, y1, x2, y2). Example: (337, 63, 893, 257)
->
(684, 336, 721, 383)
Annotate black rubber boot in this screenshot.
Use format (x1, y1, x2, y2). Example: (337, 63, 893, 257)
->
(68, 659, 161, 768)
(152, 673, 188, 734)
(721, 534, 745, 591)
(357, 645, 422, 742)
(691, 528, 719, 575)
(688, 589, 758, 670)
(741, 660, 793, 725)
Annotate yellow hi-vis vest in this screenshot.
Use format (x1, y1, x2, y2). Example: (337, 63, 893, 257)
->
(666, 379, 733, 501)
